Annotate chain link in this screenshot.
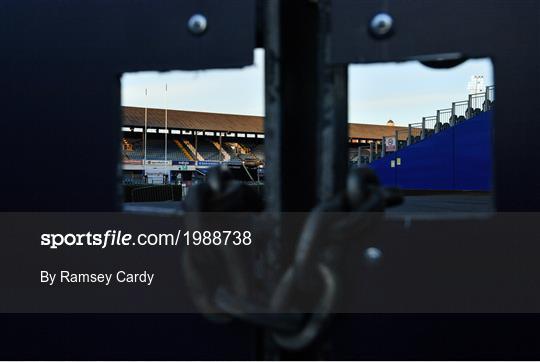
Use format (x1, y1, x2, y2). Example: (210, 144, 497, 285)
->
(181, 166, 403, 350)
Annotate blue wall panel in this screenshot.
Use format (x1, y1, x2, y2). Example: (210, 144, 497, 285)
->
(395, 130, 455, 190)
(370, 111, 493, 191)
(370, 155, 395, 186)
(454, 111, 493, 190)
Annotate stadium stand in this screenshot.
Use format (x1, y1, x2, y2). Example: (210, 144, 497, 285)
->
(196, 137, 221, 161)
(121, 85, 493, 186)
(181, 136, 204, 161)
(121, 107, 407, 165)
(173, 139, 194, 161)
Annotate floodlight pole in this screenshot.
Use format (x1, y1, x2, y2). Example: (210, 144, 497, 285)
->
(144, 88, 148, 178)
(165, 83, 168, 162)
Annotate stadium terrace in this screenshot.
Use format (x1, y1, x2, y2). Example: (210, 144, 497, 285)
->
(121, 106, 407, 185)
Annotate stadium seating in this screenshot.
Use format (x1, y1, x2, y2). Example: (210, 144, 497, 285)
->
(222, 143, 242, 162)
(121, 134, 269, 163)
(121, 87, 494, 168)
(196, 138, 221, 161)
(240, 140, 265, 162)
(123, 136, 144, 160)
(123, 135, 191, 162)
(249, 143, 265, 161)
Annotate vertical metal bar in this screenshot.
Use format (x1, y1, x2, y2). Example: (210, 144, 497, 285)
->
(195, 133, 198, 165)
(381, 136, 386, 158)
(264, 0, 321, 212)
(357, 146, 361, 166)
(369, 142, 374, 163)
(421, 117, 426, 140)
(407, 124, 412, 146)
(494, 61, 539, 210)
(165, 84, 168, 161)
(144, 103, 147, 175)
(467, 94, 473, 119)
(219, 133, 223, 163)
(450, 102, 456, 126)
(264, 0, 349, 357)
(316, 48, 348, 201)
(264, 0, 348, 256)
(144, 89, 148, 166)
(264, 0, 282, 214)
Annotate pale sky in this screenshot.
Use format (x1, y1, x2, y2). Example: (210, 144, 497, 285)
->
(121, 49, 493, 127)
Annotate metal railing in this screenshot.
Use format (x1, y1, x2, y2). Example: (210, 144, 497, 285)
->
(467, 92, 485, 118)
(371, 85, 494, 163)
(452, 100, 469, 120)
(437, 108, 452, 125)
(395, 129, 409, 150)
(350, 144, 373, 165)
(484, 85, 495, 111)
(123, 175, 146, 185)
(408, 122, 424, 144)
(368, 141, 382, 161)
(422, 115, 438, 139)
(131, 184, 176, 202)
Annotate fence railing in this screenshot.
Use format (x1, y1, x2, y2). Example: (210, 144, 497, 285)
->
(349, 144, 374, 165)
(467, 92, 485, 118)
(374, 85, 495, 162)
(395, 129, 409, 150)
(408, 122, 423, 145)
(485, 85, 495, 111)
(452, 100, 469, 119)
(131, 185, 176, 202)
(437, 108, 452, 127)
(422, 116, 438, 139)
(123, 175, 146, 185)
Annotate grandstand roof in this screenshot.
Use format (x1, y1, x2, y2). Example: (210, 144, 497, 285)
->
(123, 107, 264, 133)
(122, 106, 409, 140)
(348, 123, 410, 140)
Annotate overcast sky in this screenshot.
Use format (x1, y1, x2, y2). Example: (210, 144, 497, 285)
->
(121, 49, 493, 126)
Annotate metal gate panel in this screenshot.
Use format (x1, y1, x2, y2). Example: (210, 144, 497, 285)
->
(0, 0, 256, 211)
(330, 0, 540, 210)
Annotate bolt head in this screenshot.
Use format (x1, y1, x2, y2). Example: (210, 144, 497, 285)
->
(188, 14, 207, 35)
(369, 13, 393, 37)
(364, 247, 383, 264)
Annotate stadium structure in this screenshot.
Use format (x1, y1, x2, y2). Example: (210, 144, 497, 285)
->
(122, 85, 494, 194)
(121, 107, 409, 185)
(372, 85, 495, 191)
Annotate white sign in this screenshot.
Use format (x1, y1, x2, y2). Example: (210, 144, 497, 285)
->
(144, 160, 172, 166)
(385, 136, 397, 152)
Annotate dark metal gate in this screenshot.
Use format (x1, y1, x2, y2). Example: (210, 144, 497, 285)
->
(1, 0, 540, 359)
